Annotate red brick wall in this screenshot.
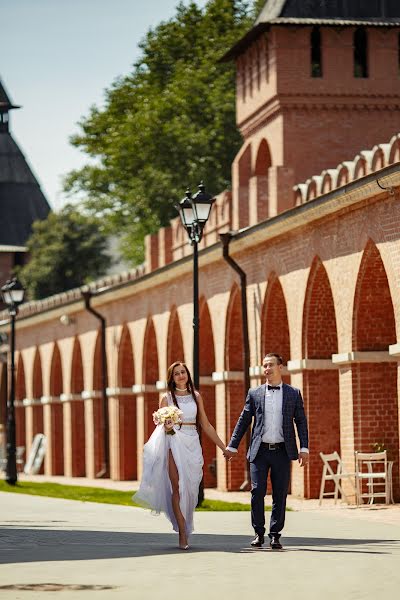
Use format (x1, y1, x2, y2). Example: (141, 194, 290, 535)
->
(352, 363, 399, 500)
(303, 370, 340, 498)
(226, 287, 247, 490)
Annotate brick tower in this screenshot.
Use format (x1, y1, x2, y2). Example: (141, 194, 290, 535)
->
(221, 0, 400, 229)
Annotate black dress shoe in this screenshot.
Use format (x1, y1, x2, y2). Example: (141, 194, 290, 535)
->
(270, 535, 283, 550)
(250, 534, 265, 547)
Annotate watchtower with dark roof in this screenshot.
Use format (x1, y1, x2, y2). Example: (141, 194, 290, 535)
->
(0, 78, 50, 284)
(222, 0, 400, 228)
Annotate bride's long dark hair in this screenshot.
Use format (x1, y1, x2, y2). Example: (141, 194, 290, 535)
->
(166, 361, 199, 429)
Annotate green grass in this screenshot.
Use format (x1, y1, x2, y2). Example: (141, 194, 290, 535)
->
(0, 480, 272, 511)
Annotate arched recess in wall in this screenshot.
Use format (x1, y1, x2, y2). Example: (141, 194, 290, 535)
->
(167, 307, 184, 367)
(352, 239, 399, 500)
(143, 318, 159, 442)
(15, 355, 26, 450)
(48, 343, 64, 475)
(92, 330, 105, 476)
(302, 257, 339, 499)
(199, 297, 217, 488)
(225, 284, 246, 491)
(116, 325, 137, 479)
(67, 338, 85, 476)
(254, 139, 272, 222)
(261, 273, 290, 369)
(31, 348, 44, 454)
(238, 144, 252, 229)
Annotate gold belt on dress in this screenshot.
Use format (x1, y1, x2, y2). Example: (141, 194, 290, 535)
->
(181, 422, 196, 426)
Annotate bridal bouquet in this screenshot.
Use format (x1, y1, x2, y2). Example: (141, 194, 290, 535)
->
(152, 406, 183, 435)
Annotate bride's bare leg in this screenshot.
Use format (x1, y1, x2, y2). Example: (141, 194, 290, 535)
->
(168, 450, 188, 547)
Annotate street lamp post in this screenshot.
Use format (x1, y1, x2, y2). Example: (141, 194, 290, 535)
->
(175, 182, 215, 389)
(1, 277, 25, 485)
(175, 183, 215, 505)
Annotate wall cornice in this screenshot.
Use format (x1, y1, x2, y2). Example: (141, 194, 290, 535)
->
(239, 93, 400, 139)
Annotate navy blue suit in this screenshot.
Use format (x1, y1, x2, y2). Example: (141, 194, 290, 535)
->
(228, 383, 308, 538)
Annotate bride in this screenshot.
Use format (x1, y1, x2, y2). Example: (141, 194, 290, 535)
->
(134, 360, 230, 549)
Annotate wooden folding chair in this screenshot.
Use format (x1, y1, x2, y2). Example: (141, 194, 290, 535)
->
(355, 451, 390, 505)
(319, 451, 356, 505)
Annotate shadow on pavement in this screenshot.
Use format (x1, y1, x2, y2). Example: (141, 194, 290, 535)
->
(0, 529, 398, 563)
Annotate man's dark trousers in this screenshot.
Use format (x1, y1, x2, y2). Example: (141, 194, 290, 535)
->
(250, 443, 291, 538)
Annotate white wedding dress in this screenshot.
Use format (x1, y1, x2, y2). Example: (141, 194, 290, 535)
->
(133, 392, 203, 536)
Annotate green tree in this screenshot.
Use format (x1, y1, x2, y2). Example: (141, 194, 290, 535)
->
(64, 0, 261, 264)
(18, 205, 112, 300)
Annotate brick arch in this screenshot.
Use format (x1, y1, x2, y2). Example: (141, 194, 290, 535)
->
(353, 240, 396, 351)
(199, 298, 215, 376)
(167, 307, 184, 367)
(199, 297, 217, 487)
(118, 325, 135, 388)
(261, 274, 290, 366)
(238, 144, 252, 229)
(91, 330, 106, 477)
(50, 343, 63, 397)
(67, 338, 85, 477)
(48, 343, 64, 474)
(336, 166, 349, 187)
(302, 257, 338, 359)
(388, 137, 400, 164)
(354, 157, 367, 179)
(93, 330, 102, 391)
(254, 138, 271, 221)
(255, 138, 272, 175)
(225, 285, 246, 490)
(30, 349, 44, 460)
(115, 325, 136, 479)
(15, 355, 26, 449)
(71, 337, 84, 394)
(321, 172, 332, 194)
(352, 240, 399, 500)
(143, 318, 159, 441)
(16, 354, 26, 401)
(32, 348, 43, 399)
(302, 257, 340, 498)
(371, 148, 385, 171)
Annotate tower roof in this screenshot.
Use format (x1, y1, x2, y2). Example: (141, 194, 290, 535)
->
(0, 77, 50, 247)
(0, 78, 20, 112)
(221, 0, 400, 61)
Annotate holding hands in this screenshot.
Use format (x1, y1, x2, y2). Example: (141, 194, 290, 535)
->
(223, 448, 236, 461)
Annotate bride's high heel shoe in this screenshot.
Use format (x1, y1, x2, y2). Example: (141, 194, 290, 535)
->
(178, 532, 189, 550)
(179, 544, 190, 550)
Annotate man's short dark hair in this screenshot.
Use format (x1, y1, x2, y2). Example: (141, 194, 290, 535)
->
(263, 353, 283, 365)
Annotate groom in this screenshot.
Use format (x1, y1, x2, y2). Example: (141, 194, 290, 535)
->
(226, 353, 309, 550)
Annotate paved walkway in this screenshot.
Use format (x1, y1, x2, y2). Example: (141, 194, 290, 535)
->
(1, 479, 400, 599)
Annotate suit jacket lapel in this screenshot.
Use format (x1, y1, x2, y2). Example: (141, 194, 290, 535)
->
(282, 383, 287, 415)
(259, 384, 266, 420)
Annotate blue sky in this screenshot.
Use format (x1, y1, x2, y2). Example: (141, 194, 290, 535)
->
(1, 0, 208, 209)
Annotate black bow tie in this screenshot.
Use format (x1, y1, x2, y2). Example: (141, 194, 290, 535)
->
(268, 385, 281, 391)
